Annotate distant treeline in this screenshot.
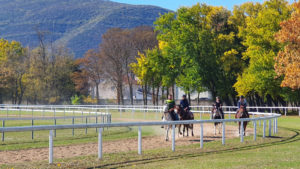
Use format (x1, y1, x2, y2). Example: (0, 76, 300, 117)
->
(0, 0, 299, 107)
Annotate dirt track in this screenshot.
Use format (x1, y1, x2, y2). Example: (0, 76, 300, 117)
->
(0, 123, 252, 165)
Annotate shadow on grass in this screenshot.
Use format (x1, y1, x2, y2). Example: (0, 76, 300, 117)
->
(89, 127, 299, 169)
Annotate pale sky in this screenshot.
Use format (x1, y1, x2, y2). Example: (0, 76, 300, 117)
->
(112, 0, 264, 11)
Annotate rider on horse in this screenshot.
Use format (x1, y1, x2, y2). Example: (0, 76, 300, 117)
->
(164, 94, 179, 121)
(237, 95, 249, 116)
(215, 96, 224, 119)
(180, 94, 193, 118)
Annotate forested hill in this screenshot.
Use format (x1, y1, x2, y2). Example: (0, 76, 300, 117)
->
(0, 0, 170, 58)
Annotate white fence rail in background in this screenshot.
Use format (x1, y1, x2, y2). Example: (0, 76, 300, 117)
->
(0, 104, 299, 116)
(0, 105, 280, 164)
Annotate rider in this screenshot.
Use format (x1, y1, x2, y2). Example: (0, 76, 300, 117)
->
(180, 95, 190, 112)
(237, 95, 249, 116)
(215, 96, 224, 119)
(164, 94, 179, 121)
(237, 95, 247, 109)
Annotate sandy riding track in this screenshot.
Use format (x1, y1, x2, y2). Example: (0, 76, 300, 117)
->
(0, 123, 252, 165)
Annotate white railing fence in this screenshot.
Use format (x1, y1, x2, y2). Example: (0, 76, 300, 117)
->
(0, 104, 299, 116)
(0, 107, 280, 164)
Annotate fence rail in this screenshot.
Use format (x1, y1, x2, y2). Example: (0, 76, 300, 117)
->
(0, 104, 299, 116)
(0, 107, 280, 164)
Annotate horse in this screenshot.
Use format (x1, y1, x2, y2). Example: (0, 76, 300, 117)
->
(162, 105, 177, 141)
(175, 105, 194, 137)
(211, 106, 223, 135)
(235, 105, 249, 136)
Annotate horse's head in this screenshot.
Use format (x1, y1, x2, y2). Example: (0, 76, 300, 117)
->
(175, 105, 184, 117)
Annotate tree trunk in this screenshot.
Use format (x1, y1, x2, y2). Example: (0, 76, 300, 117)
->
(156, 86, 159, 106)
(95, 82, 100, 104)
(144, 84, 148, 105)
(161, 87, 165, 105)
(197, 92, 200, 106)
(152, 84, 155, 105)
(172, 84, 175, 100)
(188, 92, 191, 106)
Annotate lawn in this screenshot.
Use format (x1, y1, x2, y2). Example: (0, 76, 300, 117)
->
(1, 114, 299, 168)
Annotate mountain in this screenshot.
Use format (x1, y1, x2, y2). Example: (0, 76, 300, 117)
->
(0, 0, 170, 58)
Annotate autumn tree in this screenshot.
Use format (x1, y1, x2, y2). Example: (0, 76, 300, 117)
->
(128, 26, 158, 105)
(275, 1, 300, 90)
(75, 49, 103, 103)
(234, 0, 291, 106)
(0, 39, 29, 104)
(100, 28, 131, 105)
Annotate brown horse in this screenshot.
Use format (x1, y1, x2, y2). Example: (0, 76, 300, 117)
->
(235, 105, 249, 136)
(175, 105, 194, 137)
(211, 106, 223, 135)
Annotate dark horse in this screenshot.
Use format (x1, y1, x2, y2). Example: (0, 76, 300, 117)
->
(211, 105, 223, 135)
(175, 105, 194, 137)
(235, 105, 249, 136)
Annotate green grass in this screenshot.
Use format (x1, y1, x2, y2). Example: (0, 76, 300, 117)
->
(2, 116, 299, 169)
(0, 110, 160, 151)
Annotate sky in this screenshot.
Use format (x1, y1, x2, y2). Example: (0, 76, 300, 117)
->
(112, 0, 264, 11)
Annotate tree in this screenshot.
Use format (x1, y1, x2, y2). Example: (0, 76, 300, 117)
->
(275, 1, 300, 90)
(100, 28, 131, 105)
(27, 45, 75, 104)
(0, 39, 29, 104)
(154, 4, 244, 104)
(75, 49, 103, 103)
(234, 0, 291, 106)
(127, 26, 157, 105)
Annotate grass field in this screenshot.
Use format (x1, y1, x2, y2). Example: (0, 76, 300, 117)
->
(1, 111, 297, 169)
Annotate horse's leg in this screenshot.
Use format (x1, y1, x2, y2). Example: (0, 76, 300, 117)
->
(178, 124, 182, 136)
(191, 124, 194, 136)
(165, 126, 169, 141)
(244, 122, 247, 136)
(214, 123, 216, 135)
(183, 125, 185, 137)
(187, 126, 189, 137)
(238, 122, 241, 135)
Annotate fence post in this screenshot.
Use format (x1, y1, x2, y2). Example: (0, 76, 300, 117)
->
(298, 108, 300, 117)
(269, 119, 272, 137)
(96, 114, 98, 133)
(263, 120, 266, 138)
(32, 119, 34, 140)
(222, 122, 225, 145)
(64, 109, 66, 120)
(49, 130, 53, 164)
(98, 128, 103, 159)
(2, 120, 5, 141)
(253, 120, 256, 141)
(285, 108, 287, 116)
(273, 118, 276, 134)
(54, 119, 57, 137)
(138, 126, 142, 155)
(276, 118, 278, 133)
(72, 117, 75, 136)
(172, 124, 175, 152)
(85, 117, 88, 134)
(200, 123, 203, 148)
(240, 121, 244, 143)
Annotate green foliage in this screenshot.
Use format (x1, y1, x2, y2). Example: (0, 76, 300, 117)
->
(71, 95, 82, 105)
(234, 0, 291, 101)
(153, 4, 245, 103)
